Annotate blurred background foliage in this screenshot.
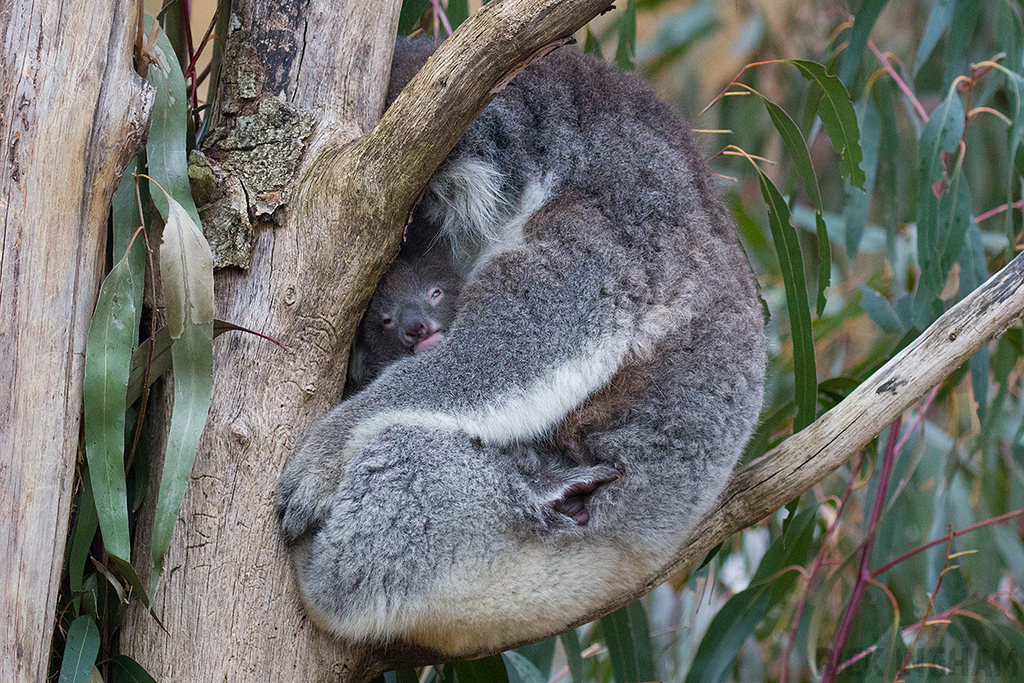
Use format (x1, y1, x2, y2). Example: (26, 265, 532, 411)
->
(57, 1, 1024, 682)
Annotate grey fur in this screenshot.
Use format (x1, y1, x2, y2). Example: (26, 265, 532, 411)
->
(277, 36, 767, 656)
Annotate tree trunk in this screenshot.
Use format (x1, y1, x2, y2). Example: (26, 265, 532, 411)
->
(0, 1, 152, 680)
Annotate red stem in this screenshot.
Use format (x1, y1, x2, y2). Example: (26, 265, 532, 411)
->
(821, 416, 902, 683)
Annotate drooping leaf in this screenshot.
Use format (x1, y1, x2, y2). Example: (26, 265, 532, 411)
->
(502, 651, 547, 683)
(913, 84, 965, 328)
(756, 169, 817, 431)
(943, 0, 981, 89)
(838, 0, 888, 85)
(760, 96, 830, 314)
(150, 193, 215, 592)
(600, 601, 655, 683)
(560, 629, 586, 683)
(615, 0, 637, 71)
(149, 313, 213, 593)
(112, 159, 146, 349)
(83, 245, 142, 562)
(686, 509, 817, 683)
(111, 655, 159, 683)
(144, 16, 202, 228)
(453, 655, 510, 683)
(997, 0, 1024, 72)
(790, 60, 865, 190)
(69, 467, 99, 615)
(58, 616, 101, 683)
(127, 320, 273, 406)
(159, 195, 214, 340)
(914, 0, 954, 74)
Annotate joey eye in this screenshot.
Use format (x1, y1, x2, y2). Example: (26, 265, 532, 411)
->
(381, 316, 395, 328)
(429, 287, 443, 302)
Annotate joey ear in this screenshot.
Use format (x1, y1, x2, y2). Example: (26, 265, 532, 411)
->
(535, 465, 620, 526)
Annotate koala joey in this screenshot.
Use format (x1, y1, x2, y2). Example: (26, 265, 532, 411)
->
(278, 35, 767, 658)
(347, 248, 462, 393)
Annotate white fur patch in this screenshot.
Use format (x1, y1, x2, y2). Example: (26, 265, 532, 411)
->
(468, 175, 553, 277)
(425, 158, 509, 257)
(342, 327, 633, 462)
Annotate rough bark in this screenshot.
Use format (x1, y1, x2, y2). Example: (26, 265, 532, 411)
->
(0, 1, 152, 681)
(122, 1, 615, 682)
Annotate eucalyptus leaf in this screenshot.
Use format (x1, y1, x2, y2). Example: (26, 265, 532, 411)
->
(58, 616, 100, 683)
(615, 0, 637, 70)
(756, 169, 817, 431)
(600, 601, 655, 683)
(83, 246, 141, 562)
(790, 60, 865, 190)
(453, 655, 510, 683)
(111, 655, 160, 683)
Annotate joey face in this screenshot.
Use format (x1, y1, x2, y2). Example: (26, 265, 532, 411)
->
(360, 257, 461, 367)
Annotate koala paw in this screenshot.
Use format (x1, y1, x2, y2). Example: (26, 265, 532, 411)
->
(276, 451, 343, 546)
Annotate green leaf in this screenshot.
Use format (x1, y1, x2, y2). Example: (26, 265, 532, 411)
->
(959, 220, 989, 423)
(600, 601, 655, 683)
(913, 84, 965, 328)
(560, 629, 585, 683)
(453, 655, 510, 683)
(759, 97, 830, 314)
(838, 0, 888, 85)
(69, 467, 99, 615)
(686, 509, 816, 683)
(790, 60, 865, 190)
(83, 244, 142, 562)
(150, 313, 213, 593)
(844, 93, 882, 259)
(144, 16, 202, 228)
(398, 0, 430, 35)
(914, 0, 954, 74)
(858, 285, 905, 335)
(159, 195, 215, 340)
(111, 655, 159, 683)
(127, 320, 249, 406)
(447, 0, 469, 30)
(615, 0, 637, 70)
(943, 0, 981, 89)
(502, 651, 547, 683)
(112, 159, 146, 349)
(58, 616, 101, 683)
(515, 637, 556, 677)
(150, 192, 215, 593)
(997, 0, 1024, 72)
(756, 169, 817, 431)
(582, 25, 603, 59)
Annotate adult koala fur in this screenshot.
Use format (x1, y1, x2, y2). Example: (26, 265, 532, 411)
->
(277, 35, 767, 656)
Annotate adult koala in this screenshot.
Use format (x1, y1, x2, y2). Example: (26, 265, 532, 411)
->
(277, 35, 767, 656)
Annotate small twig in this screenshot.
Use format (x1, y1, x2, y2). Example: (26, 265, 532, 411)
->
(821, 416, 902, 683)
(868, 39, 928, 122)
(780, 451, 865, 683)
